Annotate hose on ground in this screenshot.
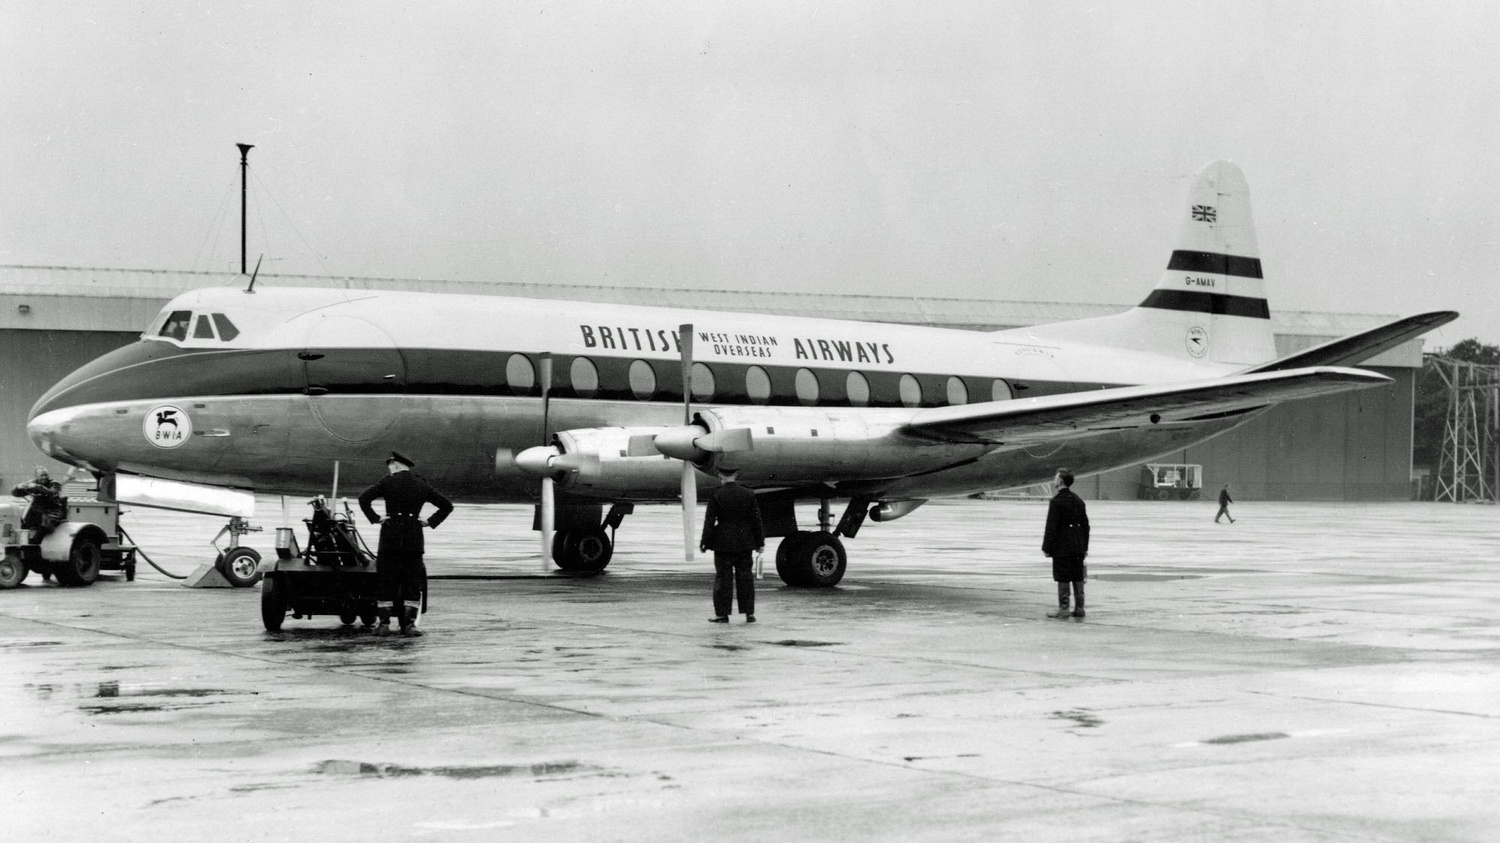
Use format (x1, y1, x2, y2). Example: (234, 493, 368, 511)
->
(116, 523, 189, 580)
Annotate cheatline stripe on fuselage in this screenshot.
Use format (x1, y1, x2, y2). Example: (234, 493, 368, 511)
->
(33, 342, 1123, 417)
(1166, 250, 1264, 278)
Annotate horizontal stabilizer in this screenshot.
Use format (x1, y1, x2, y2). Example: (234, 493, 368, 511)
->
(1241, 311, 1458, 374)
(905, 367, 1391, 445)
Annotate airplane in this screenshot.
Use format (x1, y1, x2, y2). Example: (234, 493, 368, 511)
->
(26, 160, 1455, 587)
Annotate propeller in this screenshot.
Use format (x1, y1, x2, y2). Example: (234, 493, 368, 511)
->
(538, 353, 554, 572)
(678, 324, 696, 562)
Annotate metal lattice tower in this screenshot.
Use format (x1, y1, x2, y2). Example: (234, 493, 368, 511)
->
(1431, 357, 1500, 503)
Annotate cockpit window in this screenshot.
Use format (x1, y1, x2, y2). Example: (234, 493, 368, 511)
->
(194, 315, 216, 339)
(159, 310, 192, 341)
(211, 313, 240, 341)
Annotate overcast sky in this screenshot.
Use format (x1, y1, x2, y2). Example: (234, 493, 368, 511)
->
(4, 2, 1496, 347)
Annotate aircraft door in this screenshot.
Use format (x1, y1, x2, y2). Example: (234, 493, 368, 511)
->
(299, 315, 408, 442)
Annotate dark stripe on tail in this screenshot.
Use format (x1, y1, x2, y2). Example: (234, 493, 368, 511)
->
(1166, 250, 1264, 279)
(1139, 290, 1270, 319)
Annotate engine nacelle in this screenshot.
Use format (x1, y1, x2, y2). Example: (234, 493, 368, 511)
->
(522, 426, 693, 497)
(663, 406, 990, 484)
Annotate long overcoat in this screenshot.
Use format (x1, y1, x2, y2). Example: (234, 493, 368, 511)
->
(358, 470, 454, 565)
(700, 481, 765, 554)
(1042, 486, 1090, 560)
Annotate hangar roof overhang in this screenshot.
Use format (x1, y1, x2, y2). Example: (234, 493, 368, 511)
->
(0, 264, 1422, 367)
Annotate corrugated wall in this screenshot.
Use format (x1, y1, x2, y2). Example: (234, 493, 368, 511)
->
(0, 329, 138, 488)
(1091, 367, 1414, 501)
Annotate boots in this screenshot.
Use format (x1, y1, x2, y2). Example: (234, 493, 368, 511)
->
(1049, 583, 1072, 618)
(1071, 581, 1085, 618)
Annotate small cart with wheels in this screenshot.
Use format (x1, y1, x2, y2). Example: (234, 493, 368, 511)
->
(1, 496, 137, 589)
(260, 496, 396, 631)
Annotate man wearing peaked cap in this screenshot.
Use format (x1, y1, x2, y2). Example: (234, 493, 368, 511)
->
(358, 451, 452, 637)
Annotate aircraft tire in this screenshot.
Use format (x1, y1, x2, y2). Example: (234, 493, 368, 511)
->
(775, 533, 810, 586)
(261, 576, 288, 632)
(56, 534, 102, 587)
(552, 529, 612, 574)
(216, 547, 263, 588)
(339, 610, 357, 626)
(0, 552, 27, 589)
(776, 532, 847, 587)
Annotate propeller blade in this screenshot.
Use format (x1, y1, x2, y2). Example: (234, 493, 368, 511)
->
(538, 353, 553, 572)
(678, 324, 696, 561)
(681, 461, 697, 562)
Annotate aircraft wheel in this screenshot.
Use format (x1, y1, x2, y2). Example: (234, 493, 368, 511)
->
(359, 608, 378, 627)
(56, 534, 103, 587)
(339, 610, 358, 626)
(776, 532, 847, 587)
(216, 547, 263, 588)
(0, 552, 27, 589)
(552, 529, 613, 573)
(261, 576, 288, 632)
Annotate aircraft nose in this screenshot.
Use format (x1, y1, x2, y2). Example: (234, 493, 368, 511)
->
(26, 407, 93, 469)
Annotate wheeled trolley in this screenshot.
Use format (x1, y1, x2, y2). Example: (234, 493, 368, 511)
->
(1, 497, 137, 589)
(260, 496, 423, 631)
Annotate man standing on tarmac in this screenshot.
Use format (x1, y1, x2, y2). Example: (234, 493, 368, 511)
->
(1042, 467, 1090, 619)
(358, 452, 453, 637)
(700, 468, 765, 624)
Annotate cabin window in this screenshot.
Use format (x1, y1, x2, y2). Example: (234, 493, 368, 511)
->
(746, 366, 771, 405)
(991, 379, 1013, 402)
(193, 315, 216, 339)
(795, 368, 820, 406)
(690, 362, 715, 402)
(899, 374, 923, 408)
(211, 313, 240, 341)
(946, 376, 969, 406)
(506, 353, 536, 396)
(570, 357, 598, 398)
(845, 372, 870, 407)
(159, 310, 192, 341)
(628, 359, 656, 400)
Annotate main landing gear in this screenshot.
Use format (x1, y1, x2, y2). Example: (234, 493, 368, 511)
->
(772, 496, 868, 588)
(548, 502, 629, 574)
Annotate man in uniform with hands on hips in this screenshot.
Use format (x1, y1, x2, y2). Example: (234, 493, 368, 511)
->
(358, 451, 453, 637)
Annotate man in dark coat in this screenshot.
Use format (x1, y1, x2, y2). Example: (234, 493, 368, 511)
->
(699, 468, 765, 624)
(1042, 467, 1090, 619)
(1215, 483, 1236, 523)
(358, 452, 453, 637)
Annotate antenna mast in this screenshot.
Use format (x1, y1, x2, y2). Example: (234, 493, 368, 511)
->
(236, 143, 254, 275)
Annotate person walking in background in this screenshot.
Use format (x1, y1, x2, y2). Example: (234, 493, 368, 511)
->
(699, 468, 765, 624)
(1215, 483, 1236, 523)
(1042, 467, 1090, 619)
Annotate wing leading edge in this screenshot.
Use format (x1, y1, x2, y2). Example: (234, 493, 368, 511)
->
(904, 366, 1391, 445)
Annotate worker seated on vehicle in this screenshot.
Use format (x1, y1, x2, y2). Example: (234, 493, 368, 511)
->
(11, 467, 68, 542)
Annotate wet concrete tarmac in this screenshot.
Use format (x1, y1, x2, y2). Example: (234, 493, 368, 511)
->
(4, 497, 1498, 841)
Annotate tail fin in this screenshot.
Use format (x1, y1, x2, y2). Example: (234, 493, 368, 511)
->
(1016, 160, 1277, 367)
(1138, 160, 1274, 365)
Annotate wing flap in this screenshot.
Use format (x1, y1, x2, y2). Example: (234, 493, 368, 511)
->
(905, 366, 1391, 444)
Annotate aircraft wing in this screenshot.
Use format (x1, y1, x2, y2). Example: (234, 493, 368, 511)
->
(904, 366, 1391, 445)
(1241, 311, 1457, 374)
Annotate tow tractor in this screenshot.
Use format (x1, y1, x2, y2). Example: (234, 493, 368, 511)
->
(260, 496, 423, 632)
(0, 495, 137, 589)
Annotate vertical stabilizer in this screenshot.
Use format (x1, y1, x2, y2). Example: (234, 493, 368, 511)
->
(1137, 160, 1275, 365)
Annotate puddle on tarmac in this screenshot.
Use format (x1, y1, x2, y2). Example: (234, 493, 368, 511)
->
(1092, 573, 1206, 582)
(313, 759, 594, 779)
(1051, 709, 1104, 729)
(770, 640, 842, 648)
(710, 644, 749, 651)
(1203, 732, 1289, 745)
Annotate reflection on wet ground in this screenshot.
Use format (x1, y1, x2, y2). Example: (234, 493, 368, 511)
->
(5, 499, 1500, 841)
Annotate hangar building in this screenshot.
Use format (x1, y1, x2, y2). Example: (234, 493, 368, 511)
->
(0, 264, 1421, 501)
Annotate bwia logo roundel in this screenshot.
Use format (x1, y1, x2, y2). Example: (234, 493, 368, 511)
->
(144, 405, 192, 448)
(1185, 326, 1209, 358)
